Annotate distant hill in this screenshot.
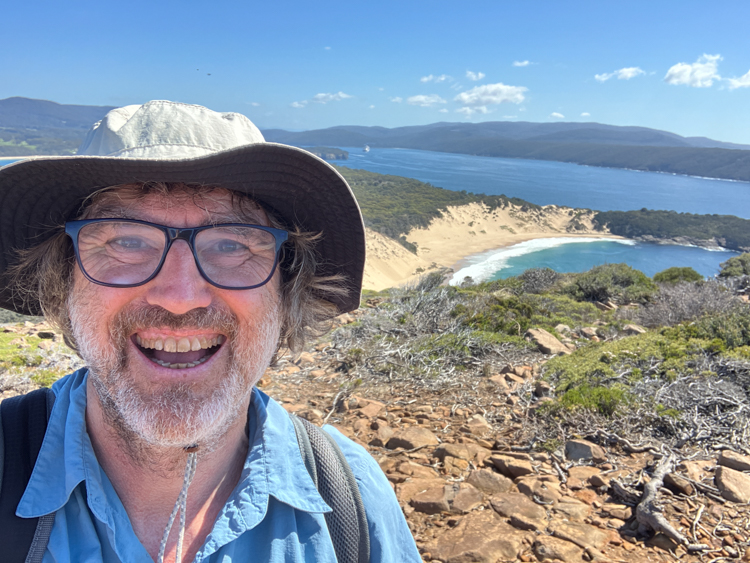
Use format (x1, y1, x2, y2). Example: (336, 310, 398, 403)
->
(3, 97, 750, 182)
(264, 122, 750, 182)
(0, 97, 115, 156)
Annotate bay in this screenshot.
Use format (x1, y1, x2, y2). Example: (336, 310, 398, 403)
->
(3, 151, 743, 278)
(338, 147, 750, 219)
(336, 147, 744, 279)
(450, 239, 738, 285)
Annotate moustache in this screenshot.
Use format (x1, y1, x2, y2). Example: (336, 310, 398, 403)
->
(110, 305, 239, 343)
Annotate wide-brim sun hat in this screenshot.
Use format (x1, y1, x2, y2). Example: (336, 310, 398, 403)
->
(0, 100, 365, 315)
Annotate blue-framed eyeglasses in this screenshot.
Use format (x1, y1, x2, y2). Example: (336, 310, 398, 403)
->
(65, 219, 289, 290)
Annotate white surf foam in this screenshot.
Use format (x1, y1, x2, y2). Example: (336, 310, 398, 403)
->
(449, 237, 633, 285)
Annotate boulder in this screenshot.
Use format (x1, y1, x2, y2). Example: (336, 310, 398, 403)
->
(464, 414, 492, 435)
(368, 425, 394, 447)
(715, 466, 750, 503)
(466, 469, 514, 495)
(568, 466, 601, 481)
(581, 327, 598, 339)
(550, 521, 609, 550)
(490, 455, 535, 478)
(664, 472, 695, 496)
(533, 536, 584, 563)
(718, 450, 750, 472)
(358, 399, 385, 418)
(394, 478, 447, 504)
(396, 461, 439, 479)
(386, 427, 439, 450)
(552, 498, 592, 522)
(425, 510, 529, 563)
(526, 328, 572, 355)
(565, 439, 607, 463)
(433, 443, 472, 462)
(516, 474, 563, 504)
(411, 485, 452, 514)
(490, 492, 547, 520)
(623, 323, 646, 335)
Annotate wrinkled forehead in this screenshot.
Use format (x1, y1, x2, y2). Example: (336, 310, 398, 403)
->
(79, 183, 270, 226)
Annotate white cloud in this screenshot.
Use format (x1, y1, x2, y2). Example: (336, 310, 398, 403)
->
(664, 54, 722, 87)
(502, 115, 518, 119)
(728, 69, 750, 89)
(249, 102, 260, 107)
(312, 91, 352, 103)
(513, 60, 531, 67)
(420, 74, 452, 83)
(407, 94, 447, 107)
(369, 105, 375, 109)
(617, 67, 645, 80)
(324, 46, 331, 50)
(595, 67, 645, 82)
(466, 70, 485, 81)
(438, 108, 448, 113)
(550, 112, 565, 119)
(456, 106, 490, 116)
(389, 96, 403, 103)
(581, 112, 591, 117)
(291, 101, 307, 108)
(454, 82, 527, 108)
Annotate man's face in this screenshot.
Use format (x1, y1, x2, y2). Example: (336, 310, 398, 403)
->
(68, 188, 282, 450)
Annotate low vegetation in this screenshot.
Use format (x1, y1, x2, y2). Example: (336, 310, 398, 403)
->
(594, 209, 750, 252)
(335, 167, 538, 244)
(334, 265, 750, 453)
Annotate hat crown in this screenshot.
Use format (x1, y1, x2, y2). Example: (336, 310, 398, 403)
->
(77, 100, 266, 159)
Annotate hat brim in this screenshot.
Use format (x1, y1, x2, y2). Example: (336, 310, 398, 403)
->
(0, 143, 365, 315)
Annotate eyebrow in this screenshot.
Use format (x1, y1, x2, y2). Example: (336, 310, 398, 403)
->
(87, 205, 254, 226)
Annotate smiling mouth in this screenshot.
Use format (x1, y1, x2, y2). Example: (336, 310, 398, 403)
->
(134, 334, 226, 369)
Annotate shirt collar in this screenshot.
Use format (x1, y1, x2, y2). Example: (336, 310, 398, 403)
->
(17, 371, 330, 525)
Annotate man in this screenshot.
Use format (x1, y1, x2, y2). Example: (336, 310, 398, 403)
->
(0, 101, 421, 562)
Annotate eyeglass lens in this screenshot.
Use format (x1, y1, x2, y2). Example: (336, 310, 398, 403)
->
(76, 221, 279, 288)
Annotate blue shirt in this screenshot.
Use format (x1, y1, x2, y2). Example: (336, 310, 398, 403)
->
(17, 369, 421, 562)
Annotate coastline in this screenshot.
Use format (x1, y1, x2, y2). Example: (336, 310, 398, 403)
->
(362, 201, 620, 291)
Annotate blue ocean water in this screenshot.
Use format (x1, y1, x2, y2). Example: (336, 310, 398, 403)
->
(339, 147, 750, 218)
(4, 150, 743, 278)
(335, 147, 745, 278)
(450, 238, 738, 284)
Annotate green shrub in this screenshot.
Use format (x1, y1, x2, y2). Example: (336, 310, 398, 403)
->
(653, 267, 703, 284)
(719, 253, 750, 277)
(559, 384, 631, 417)
(567, 263, 657, 304)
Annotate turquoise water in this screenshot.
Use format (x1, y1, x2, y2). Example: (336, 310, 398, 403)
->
(451, 238, 738, 284)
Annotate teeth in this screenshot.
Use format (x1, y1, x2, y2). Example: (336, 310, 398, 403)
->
(136, 334, 224, 351)
(149, 356, 211, 369)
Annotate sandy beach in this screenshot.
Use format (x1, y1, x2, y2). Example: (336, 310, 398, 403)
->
(363, 202, 620, 291)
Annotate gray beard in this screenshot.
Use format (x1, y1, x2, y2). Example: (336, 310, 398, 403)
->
(68, 295, 280, 455)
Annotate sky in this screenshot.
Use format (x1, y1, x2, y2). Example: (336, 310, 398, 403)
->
(3, 0, 750, 144)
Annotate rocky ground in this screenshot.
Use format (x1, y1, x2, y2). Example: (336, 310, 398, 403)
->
(2, 315, 750, 563)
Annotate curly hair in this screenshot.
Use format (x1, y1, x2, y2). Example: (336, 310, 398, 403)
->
(9, 182, 347, 354)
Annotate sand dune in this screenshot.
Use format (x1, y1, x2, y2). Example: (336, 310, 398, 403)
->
(363, 202, 617, 290)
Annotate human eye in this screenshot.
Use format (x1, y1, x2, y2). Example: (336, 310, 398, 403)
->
(109, 236, 150, 250)
(214, 238, 248, 254)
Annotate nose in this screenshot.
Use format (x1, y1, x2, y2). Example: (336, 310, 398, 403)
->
(144, 240, 212, 314)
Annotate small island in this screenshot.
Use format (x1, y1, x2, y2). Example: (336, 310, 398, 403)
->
(303, 146, 349, 161)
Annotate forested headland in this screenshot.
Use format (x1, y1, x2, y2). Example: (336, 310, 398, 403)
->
(594, 209, 750, 252)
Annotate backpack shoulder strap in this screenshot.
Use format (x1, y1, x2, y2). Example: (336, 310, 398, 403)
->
(291, 414, 370, 563)
(0, 388, 56, 563)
